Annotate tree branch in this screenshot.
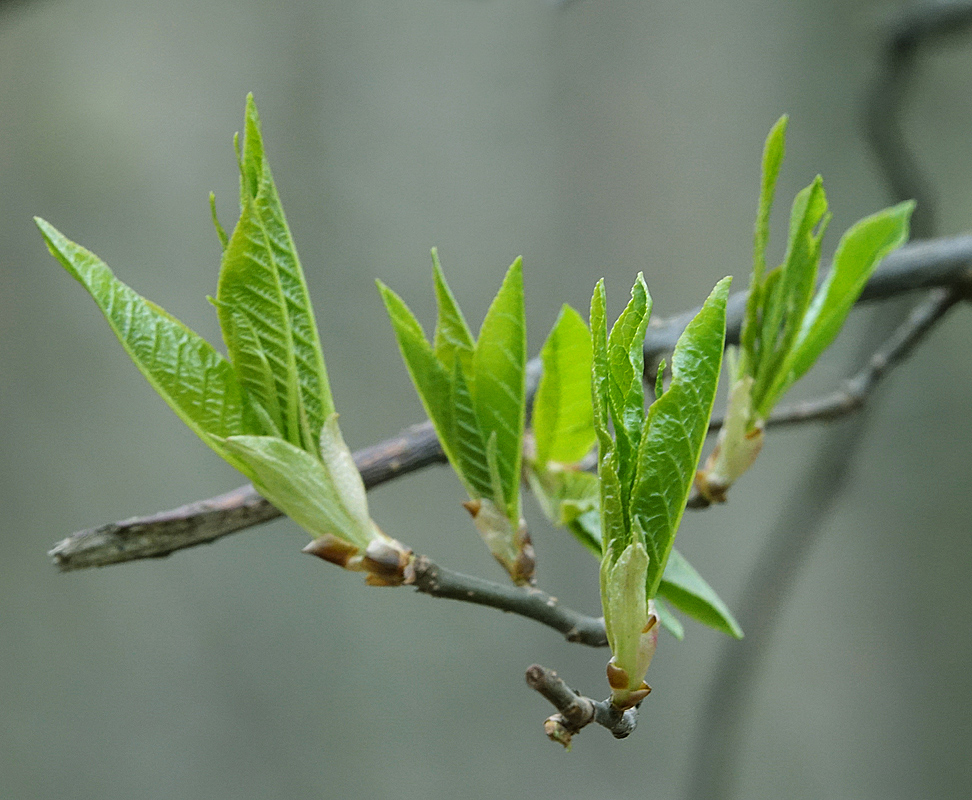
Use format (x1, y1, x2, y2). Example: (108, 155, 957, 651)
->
(524, 664, 638, 748)
(407, 556, 607, 646)
(48, 422, 445, 570)
(48, 232, 972, 572)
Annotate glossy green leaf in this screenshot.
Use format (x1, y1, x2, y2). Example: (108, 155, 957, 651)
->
(658, 548, 743, 639)
(451, 361, 494, 499)
(590, 280, 613, 459)
(532, 304, 595, 466)
(752, 177, 829, 412)
(377, 280, 459, 469)
(768, 200, 914, 405)
(590, 280, 627, 560)
(216, 94, 333, 456)
(752, 115, 787, 291)
(631, 276, 731, 597)
(471, 258, 527, 521)
(742, 116, 788, 362)
(606, 274, 652, 497)
(221, 424, 376, 547)
(432, 249, 475, 375)
(36, 218, 255, 471)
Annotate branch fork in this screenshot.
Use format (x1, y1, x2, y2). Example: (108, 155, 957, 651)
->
(525, 664, 640, 748)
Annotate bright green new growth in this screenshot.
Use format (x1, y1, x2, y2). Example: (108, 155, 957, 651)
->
(378, 253, 532, 584)
(533, 305, 596, 466)
(525, 305, 601, 554)
(525, 288, 740, 640)
(217, 96, 334, 455)
(658, 549, 743, 639)
(37, 95, 407, 583)
(697, 115, 914, 503)
(592, 274, 731, 706)
(744, 115, 915, 415)
(35, 219, 258, 473)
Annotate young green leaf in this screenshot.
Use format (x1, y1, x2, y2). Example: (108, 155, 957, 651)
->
(590, 280, 627, 561)
(471, 258, 527, 521)
(432, 248, 475, 374)
(768, 199, 915, 404)
(752, 116, 787, 289)
(221, 421, 375, 548)
(216, 94, 333, 456)
(381, 256, 532, 584)
(220, 303, 287, 436)
(630, 276, 731, 597)
(658, 548, 743, 639)
(606, 275, 652, 497)
(590, 280, 614, 459)
(35, 218, 256, 471)
(377, 280, 459, 468)
(741, 115, 787, 362)
(751, 177, 829, 410)
(450, 361, 494, 500)
(532, 304, 595, 466)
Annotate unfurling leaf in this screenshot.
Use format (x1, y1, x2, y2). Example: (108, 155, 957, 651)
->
(41, 96, 411, 584)
(381, 254, 531, 583)
(532, 305, 595, 467)
(216, 93, 334, 456)
(594, 273, 730, 705)
(697, 117, 914, 503)
(472, 258, 527, 522)
(35, 218, 257, 472)
(770, 199, 915, 404)
(631, 276, 730, 597)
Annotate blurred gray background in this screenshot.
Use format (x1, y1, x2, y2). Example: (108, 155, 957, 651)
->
(2, 1, 970, 798)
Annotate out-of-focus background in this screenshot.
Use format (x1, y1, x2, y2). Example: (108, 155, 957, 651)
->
(2, 1, 970, 798)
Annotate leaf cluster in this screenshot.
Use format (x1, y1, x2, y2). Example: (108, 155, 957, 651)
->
(588, 274, 734, 703)
(38, 95, 407, 582)
(525, 288, 742, 640)
(378, 254, 532, 583)
(742, 116, 915, 420)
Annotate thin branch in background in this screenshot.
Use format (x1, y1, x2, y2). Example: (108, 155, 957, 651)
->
(863, 1, 972, 238)
(47, 236, 972, 573)
(686, 4, 972, 797)
(525, 664, 638, 748)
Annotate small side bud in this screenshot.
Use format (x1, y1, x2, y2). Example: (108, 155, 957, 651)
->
(464, 498, 536, 586)
(606, 659, 629, 690)
(361, 536, 413, 587)
(302, 535, 360, 568)
(695, 372, 764, 503)
(543, 715, 574, 749)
